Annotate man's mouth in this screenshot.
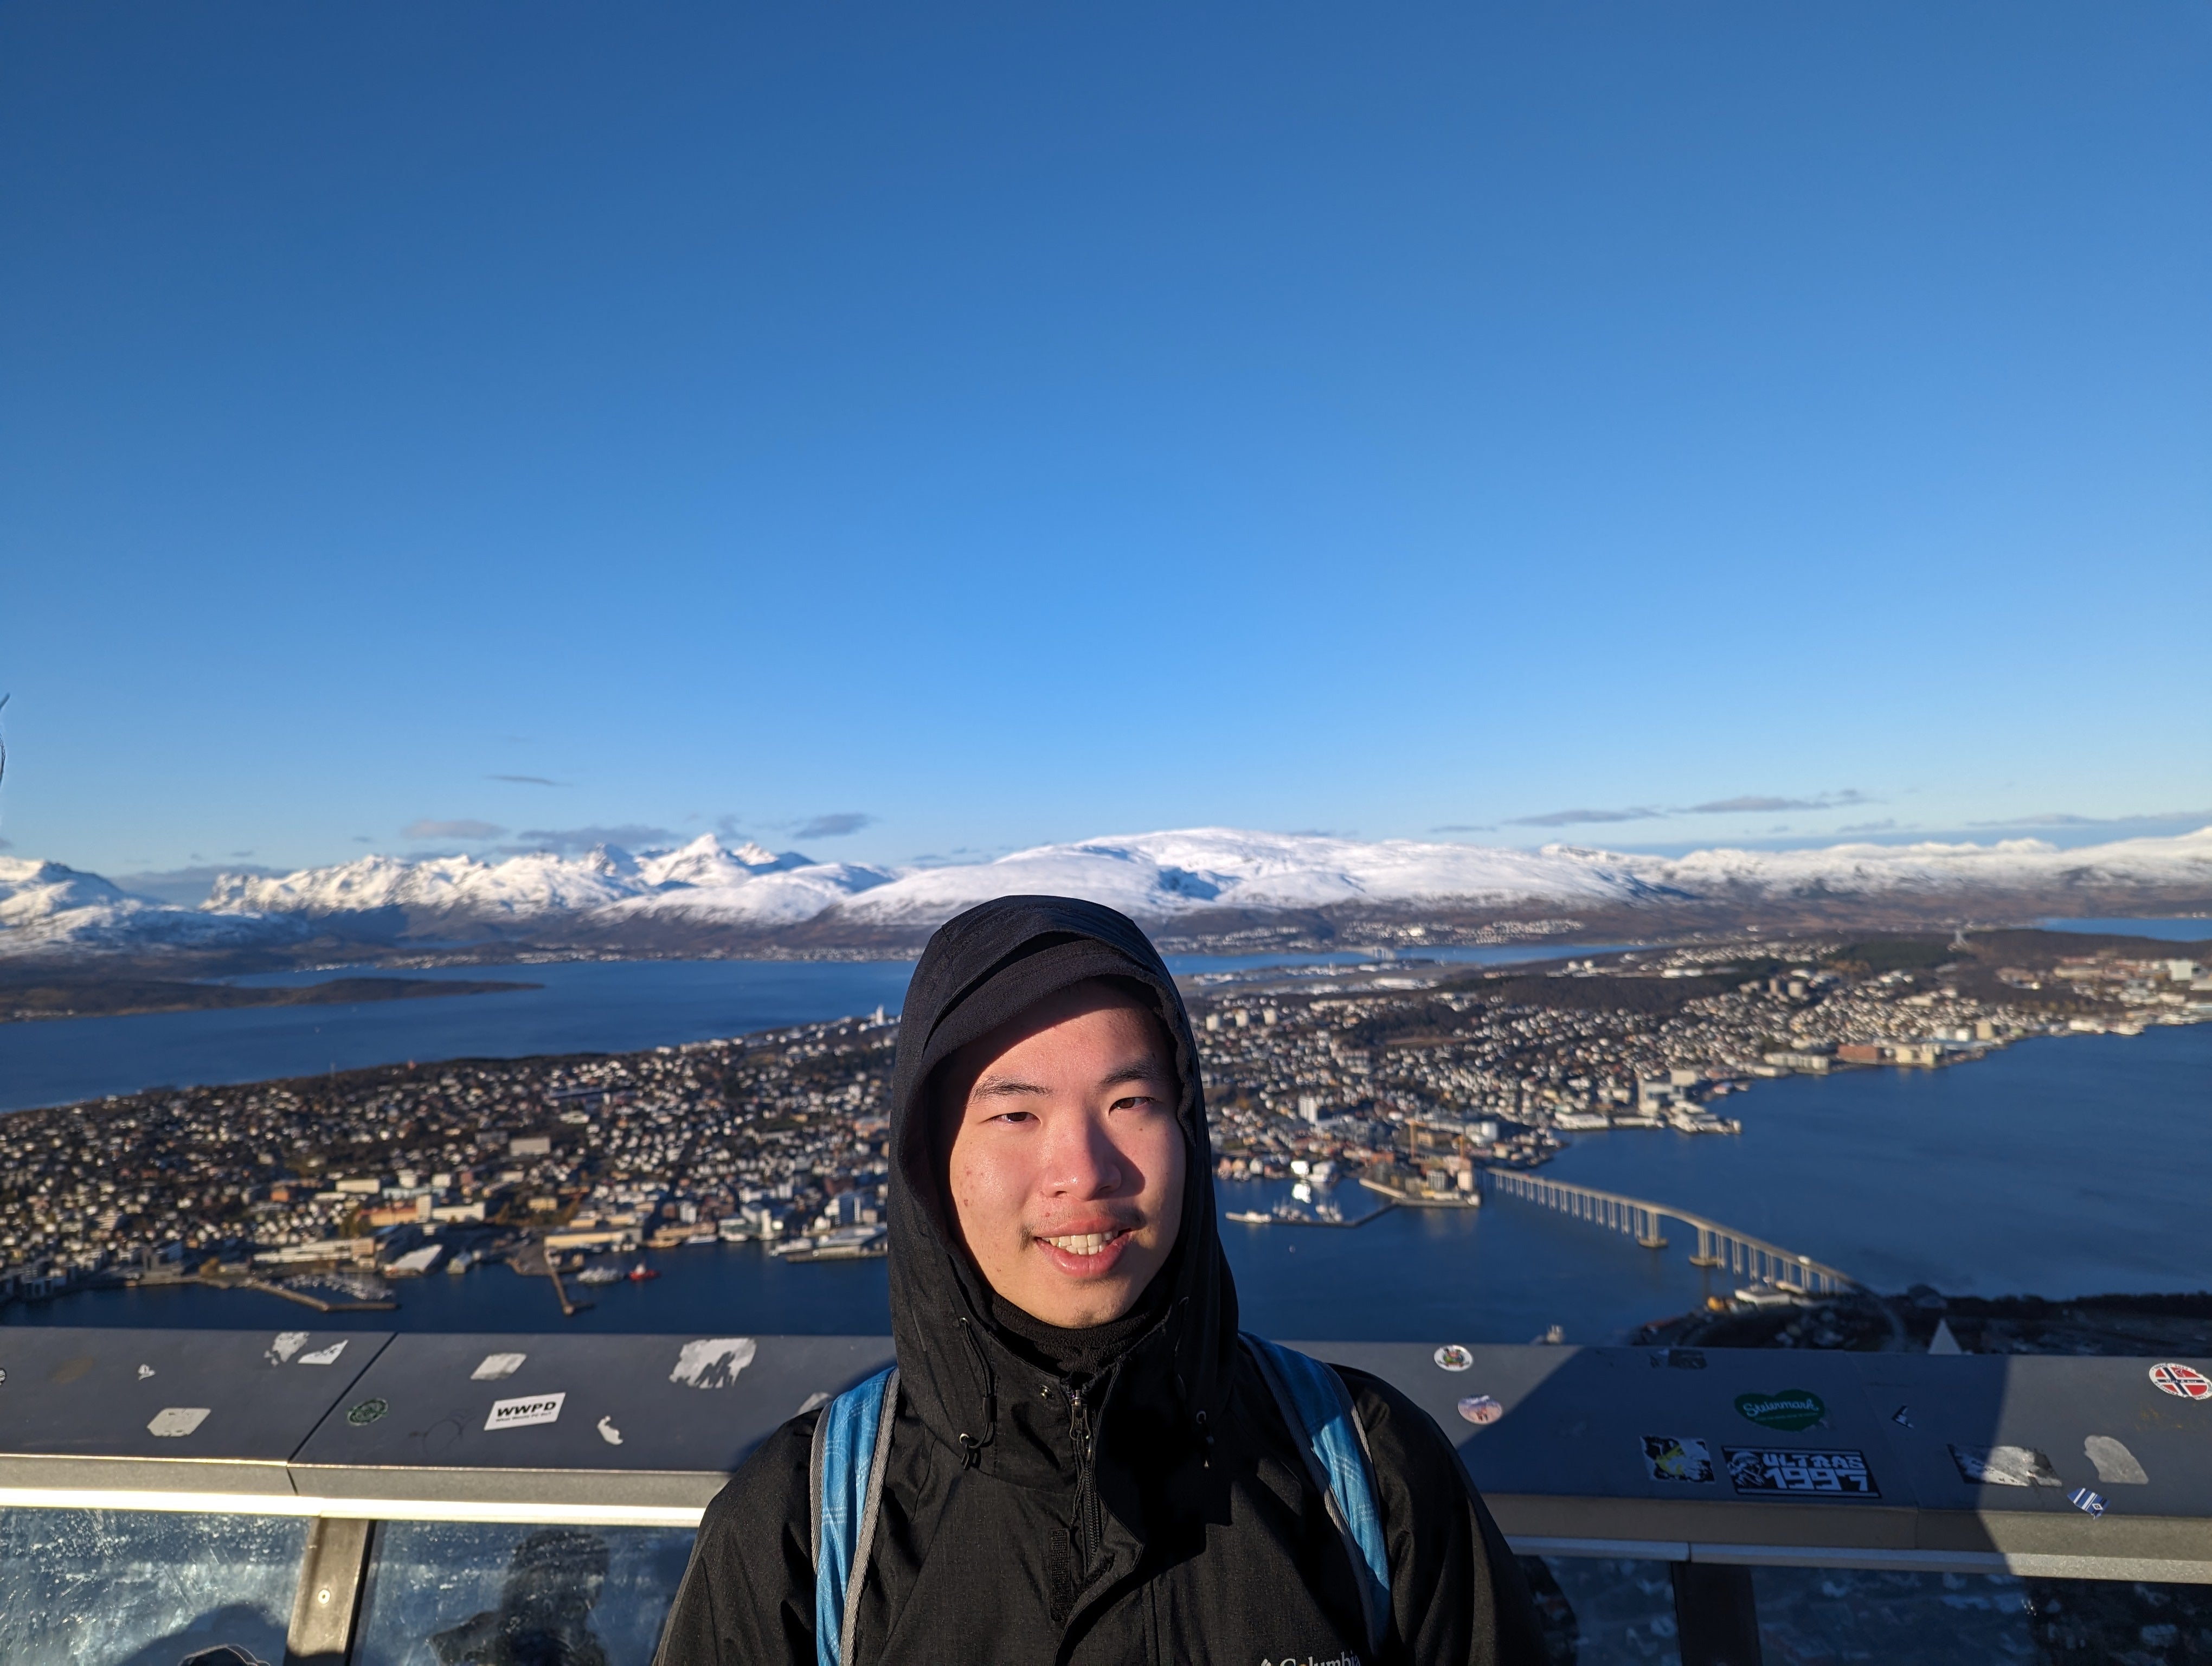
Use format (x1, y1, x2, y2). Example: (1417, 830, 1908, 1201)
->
(1038, 1228, 1132, 1258)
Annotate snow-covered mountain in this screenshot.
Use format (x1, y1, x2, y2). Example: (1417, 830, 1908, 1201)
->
(5, 825, 2207, 959)
(0, 857, 303, 954)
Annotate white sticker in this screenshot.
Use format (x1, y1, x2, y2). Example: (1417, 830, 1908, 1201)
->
(267, 1331, 309, 1366)
(1433, 1344, 1475, 1372)
(485, 1392, 565, 1432)
(796, 1390, 832, 1415)
(1949, 1444, 2061, 1488)
(472, 1352, 528, 1381)
(670, 1337, 757, 1389)
(1457, 1394, 1504, 1426)
(596, 1415, 624, 1446)
(147, 1407, 210, 1438)
(137, 1364, 156, 1380)
(298, 1341, 348, 1367)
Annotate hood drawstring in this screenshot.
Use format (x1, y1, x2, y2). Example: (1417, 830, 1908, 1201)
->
(955, 1315, 998, 1469)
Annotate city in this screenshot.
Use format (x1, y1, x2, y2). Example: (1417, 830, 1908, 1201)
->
(3, 930, 2200, 1317)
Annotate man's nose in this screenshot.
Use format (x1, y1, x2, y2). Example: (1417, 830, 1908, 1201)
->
(1043, 1112, 1125, 1196)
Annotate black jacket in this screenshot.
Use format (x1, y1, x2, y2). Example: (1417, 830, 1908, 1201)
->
(657, 896, 1542, 1665)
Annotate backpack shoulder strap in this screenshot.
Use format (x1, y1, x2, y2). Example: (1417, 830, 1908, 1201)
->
(1242, 1333, 1391, 1657)
(808, 1365, 899, 1666)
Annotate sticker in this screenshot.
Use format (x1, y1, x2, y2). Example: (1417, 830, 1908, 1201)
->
(298, 1341, 348, 1367)
(485, 1392, 565, 1432)
(1891, 1405, 1913, 1427)
(147, 1407, 211, 1438)
(472, 1352, 528, 1381)
(2069, 1488, 2107, 1518)
(2149, 1362, 2211, 1400)
(596, 1415, 624, 1446)
(267, 1331, 309, 1366)
(137, 1364, 156, 1380)
(1726, 1447, 1879, 1497)
(1735, 1389, 1827, 1432)
(1457, 1395, 1504, 1426)
(346, 1398, 388, 1426)
(1433, 1345, 1475, 1372)
(0, 1368, 8, 1383)
(670, 1337, 757, 1389)
(1642, 1436, 1714, 1483)
(2084, 1435, 2147, 1485)
(796, 1390, 832, 1415)
(1949, 1445, 2062, 1488)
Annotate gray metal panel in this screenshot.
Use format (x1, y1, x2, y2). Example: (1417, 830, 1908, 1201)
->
(288, 1332, 896, 1505)
(0, 1325, 390, 1494)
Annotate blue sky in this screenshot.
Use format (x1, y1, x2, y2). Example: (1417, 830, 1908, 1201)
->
(2, 2, 2207, 889)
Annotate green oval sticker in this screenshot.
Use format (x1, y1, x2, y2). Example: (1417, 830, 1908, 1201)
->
(1735, 1388, 1825, 1432)
(346, 1397, 389, 1426)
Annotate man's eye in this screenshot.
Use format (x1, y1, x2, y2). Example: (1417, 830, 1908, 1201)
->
(991, 1110, 1036, 1126)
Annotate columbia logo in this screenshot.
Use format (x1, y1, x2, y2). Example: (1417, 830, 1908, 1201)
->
(1262, 1655, 1361, 1666)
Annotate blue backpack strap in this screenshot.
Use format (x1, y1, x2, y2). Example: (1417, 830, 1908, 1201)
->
(1242, 1334, 1391, 1657)
(808, 1365, 899, 1666)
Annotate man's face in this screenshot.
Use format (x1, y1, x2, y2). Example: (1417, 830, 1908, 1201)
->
(940, 981, 1185, 1329)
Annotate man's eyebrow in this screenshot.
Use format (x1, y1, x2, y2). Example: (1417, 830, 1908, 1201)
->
(1098, 1062, 1169, 1088)
(972, 1073, 1051, 1099)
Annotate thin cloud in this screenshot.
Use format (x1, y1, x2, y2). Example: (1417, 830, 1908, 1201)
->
(1966, 808, 2212, 829)
(1838, 819, 1900, 834)
(1429, 824, 1493, 834)
(488, 774, 564, 787)
(1505, 807, 1664, 828)
(508, 823, 679, 854)
(403, 818, 507, 841)
(116, 862, 285, 905)
(1681, 790, 1870, 814)
(715, 814, 750, 839)
(795, 812, 874, 839)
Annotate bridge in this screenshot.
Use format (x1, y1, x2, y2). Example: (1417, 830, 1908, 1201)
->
(1483, 1168, 1860, 1296)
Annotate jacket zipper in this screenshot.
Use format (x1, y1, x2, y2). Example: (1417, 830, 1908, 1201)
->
(1068, 1381, 1103, 1578)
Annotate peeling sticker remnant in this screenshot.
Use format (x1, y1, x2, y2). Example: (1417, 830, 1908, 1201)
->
(1727, 1447, 1878, 1497)
(137, 1364, 156, 1380)
(1433, 1345, 1475, 1372)
(670, 1337, 757, 1389)
(597, 1415, 623, 1446)
(796, 1391, 832, 1415)
(1949, 1445, 2062, 1488)
(2084, 1436, 2148, 1485)
(1457, 1395, 1505, 1426)
(2149, 1362, 2211, 1401)
(1891, 1405, 1913, 1427)
(2070, 1488, 2107, 1518)
(472, 1353, 528, 1381)
(147, 1407, 210, 1438)
(485, 1393, 565, 1432)
(267, 1332, 308, 1366)
(1643, 1437, 1714, 1484)
(298, 1341, 348, 1367)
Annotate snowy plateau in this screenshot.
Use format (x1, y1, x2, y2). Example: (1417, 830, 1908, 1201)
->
(3, 825, 2210, 960)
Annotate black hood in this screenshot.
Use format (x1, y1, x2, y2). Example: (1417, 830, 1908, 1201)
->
(885, 894, 1237, 1475)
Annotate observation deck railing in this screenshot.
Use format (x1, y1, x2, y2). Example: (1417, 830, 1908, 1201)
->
(1, 1327, 2207, 1664)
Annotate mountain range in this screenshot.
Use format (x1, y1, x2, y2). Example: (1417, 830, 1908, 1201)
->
(4, 825, 2208, 962)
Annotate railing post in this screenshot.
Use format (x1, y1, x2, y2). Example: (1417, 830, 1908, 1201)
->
(284, 1516, 375, 1666)
(1670, 1560, 1763, 1666)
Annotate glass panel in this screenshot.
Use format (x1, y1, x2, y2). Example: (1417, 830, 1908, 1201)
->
(2020, 1577, 2212, 1659)
(1523, 1555, 1682, 1664)
(1751, 1566, 2038, 1663)
(353, 1521, 697, 1666)
(0, 1507, 307, 1666)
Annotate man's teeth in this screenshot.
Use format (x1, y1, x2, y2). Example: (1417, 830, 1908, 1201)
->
(1042, 1231, 1126, 1257)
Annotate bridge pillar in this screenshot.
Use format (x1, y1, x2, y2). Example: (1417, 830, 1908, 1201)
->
(1689, 1225, 1723, 1268)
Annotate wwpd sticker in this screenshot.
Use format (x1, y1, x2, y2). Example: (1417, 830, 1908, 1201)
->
(485, 1392, 566, 1432)
(1726, 1447, 1878, 1497)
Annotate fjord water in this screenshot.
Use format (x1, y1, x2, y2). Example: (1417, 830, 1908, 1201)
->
(8, 1011, 2205, 1342)
(0, 945, 1580, 1114)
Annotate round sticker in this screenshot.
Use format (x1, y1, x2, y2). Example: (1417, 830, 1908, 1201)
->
(346, 1397, 389, 1426)
(1457, 1395, 1504, 1426)
(2149, 1362, 2211, 1401)
(1433, 1344, 1475, 1372)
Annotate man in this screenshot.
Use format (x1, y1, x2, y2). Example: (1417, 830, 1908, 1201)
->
(657, 895, 1540, 1665)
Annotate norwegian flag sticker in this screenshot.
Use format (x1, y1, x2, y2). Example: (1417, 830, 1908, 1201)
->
(2149, 1363, 2211, 1401)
